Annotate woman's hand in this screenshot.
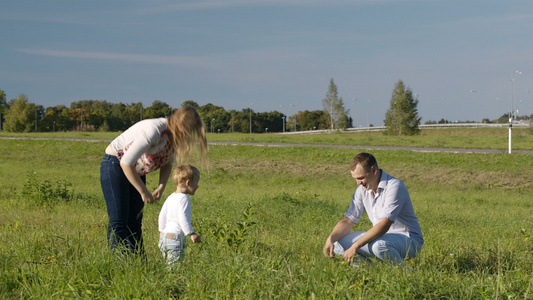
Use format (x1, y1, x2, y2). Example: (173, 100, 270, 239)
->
(151, 185, 165, 201)
(121, 163, 157, 204)
(141, 190, 156, 204)
(152, 163, 172, 201)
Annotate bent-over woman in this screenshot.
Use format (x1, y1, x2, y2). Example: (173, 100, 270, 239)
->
(100, 106, 208, 254)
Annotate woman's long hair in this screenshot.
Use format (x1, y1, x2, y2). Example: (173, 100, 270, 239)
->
(167, 106, 208, 164)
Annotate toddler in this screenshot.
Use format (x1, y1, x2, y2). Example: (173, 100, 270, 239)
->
(158, 164, 201, 264)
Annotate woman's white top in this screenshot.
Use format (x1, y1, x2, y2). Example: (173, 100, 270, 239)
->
(110, 118, 175, 175)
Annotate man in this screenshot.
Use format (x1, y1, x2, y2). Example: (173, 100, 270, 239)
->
(323, 152, 424, 266)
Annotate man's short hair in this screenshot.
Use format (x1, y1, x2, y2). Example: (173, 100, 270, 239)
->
(350, 152, 378, 172)
(173, 164, 200, 185)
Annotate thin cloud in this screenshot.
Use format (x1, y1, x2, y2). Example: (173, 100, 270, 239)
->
(15, 48, 211, 68)
(131, 0, 379, 14)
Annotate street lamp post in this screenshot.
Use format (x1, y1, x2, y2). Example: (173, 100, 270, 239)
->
(79, 108, 83, 131)
(442, 97, 447, 124)
(279, 105, 285, 133)
(211, 118, 215, 134)
(496, 97, 501, 123)
(512, 70, 522, 118)
(508, 116, 513, 154)
(352, 98, 358, 128)
(249, 104, 253, 134)
(290, 104, 297, 131)
(509, 70, 522, 154)
(469, 90, 478, 126)
(366, 100, 371, 132)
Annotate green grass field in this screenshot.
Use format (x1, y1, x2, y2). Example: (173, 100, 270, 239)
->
(1, 128, 532, 298)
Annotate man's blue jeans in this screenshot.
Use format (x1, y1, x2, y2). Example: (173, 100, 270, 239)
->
(334, 231, 423, 265)
(100, 154, 145, 254)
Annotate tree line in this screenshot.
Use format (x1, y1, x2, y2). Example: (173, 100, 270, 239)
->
(0, 91, 346, 133)
(0, 79, 430, 135)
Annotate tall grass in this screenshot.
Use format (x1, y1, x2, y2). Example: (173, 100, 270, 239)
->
(1, 133, 532, 298)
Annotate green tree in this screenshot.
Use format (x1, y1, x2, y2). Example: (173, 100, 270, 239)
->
(143, 100, 173, 119)
(226, 110, 239, 133)
(264, 110, 285, 132)
(230, 108, 255, 133)
(530, 114, 533, 134)
(182, 100, 200, 109)
(89, 108, 109, 131)
(296, 110, 329, 131)
(496, 113, 511, 124)
(384, 80, 421, 136)
(4, 94, 37, 132)
(70, 100, 115, 131)
(198, 103, 231, 133)
(253, 111, 284, 133)
(90, 100, 113, 130)
(0, 90, 7, 130)
(42, 105, 74, 131)
(322, 78, 348, 130)
(69, 107, 87, 131)
(121, 102, 143, 129)
(108, 103, 127, 131)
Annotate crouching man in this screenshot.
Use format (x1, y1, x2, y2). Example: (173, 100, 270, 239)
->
(323, 152, 424, 266)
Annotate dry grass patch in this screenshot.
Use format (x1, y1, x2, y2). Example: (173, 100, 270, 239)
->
(208, 157, 348, 177)
(394, 166, 531, 189)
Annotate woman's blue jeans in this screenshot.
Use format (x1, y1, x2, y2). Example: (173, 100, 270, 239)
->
(100, 154, 145, 254)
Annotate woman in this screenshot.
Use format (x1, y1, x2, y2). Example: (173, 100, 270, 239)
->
(100, 106, 208, 254)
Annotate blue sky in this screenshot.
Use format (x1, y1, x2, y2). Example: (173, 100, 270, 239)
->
(1, 0, 532, 126)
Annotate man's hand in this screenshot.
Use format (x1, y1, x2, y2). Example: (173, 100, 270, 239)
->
(343, 244, 359, 264)
(323, 217, 356, 258)
(323, 239, 335, 258)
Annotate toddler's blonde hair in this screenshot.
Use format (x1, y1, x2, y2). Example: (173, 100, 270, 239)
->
(173, 164, 200, 186)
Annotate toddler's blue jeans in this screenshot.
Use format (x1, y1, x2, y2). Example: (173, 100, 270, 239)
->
(159, 232, 186, 264)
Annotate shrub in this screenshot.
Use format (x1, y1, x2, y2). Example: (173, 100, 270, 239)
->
(22, 171, 73, 206)
(198, 203, 256, 250)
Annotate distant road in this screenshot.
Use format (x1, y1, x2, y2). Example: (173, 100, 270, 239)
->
(2, 136, 532, 154)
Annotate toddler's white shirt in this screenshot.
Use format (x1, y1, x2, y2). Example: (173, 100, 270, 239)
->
(158, 192, 194, 236)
